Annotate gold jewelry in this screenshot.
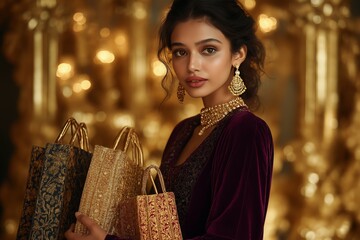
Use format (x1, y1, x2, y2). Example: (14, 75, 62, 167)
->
(199, 97, 247, 135)
(177, 83, 185, 103)
(228, 65, 246, 96)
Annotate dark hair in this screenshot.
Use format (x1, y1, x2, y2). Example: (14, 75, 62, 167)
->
(158, 0, 265, 109)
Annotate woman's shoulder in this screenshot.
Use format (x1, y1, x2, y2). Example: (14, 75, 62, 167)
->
(227, 109, 270, 132)
(220, 109, 273, 144)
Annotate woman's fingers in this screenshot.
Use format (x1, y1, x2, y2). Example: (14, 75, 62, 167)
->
(74, 212, 107, 240)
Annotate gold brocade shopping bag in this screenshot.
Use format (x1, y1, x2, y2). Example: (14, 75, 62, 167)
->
(75, 126, 144, 236)
(121, 165, 183, 240)
(18, 118, 93, 240)
(16, 118, 79, 239)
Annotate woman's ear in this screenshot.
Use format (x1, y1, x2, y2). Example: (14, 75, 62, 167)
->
(232, 45, 247, 66)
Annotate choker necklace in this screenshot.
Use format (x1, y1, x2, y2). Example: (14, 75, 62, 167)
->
(199, 97, 247, 136)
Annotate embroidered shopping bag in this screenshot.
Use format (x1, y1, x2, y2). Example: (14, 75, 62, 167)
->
(122, 165, 183, 240)
(28, 119, 92, 240)
(16, 117, 79, 240)
(75, 126, 144, 236)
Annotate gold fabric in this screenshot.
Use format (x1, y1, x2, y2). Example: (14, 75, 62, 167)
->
(17, 118, 92, 240)
(75, 126, 144, 236)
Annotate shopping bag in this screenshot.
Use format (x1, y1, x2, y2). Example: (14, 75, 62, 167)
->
(121, 165, 183, 240)
(27, 119, 92, 240)
(74, 126, 144, 236)
(16, 117, 79, 239)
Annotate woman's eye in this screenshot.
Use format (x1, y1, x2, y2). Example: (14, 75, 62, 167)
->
(203, 47, 217, 55)
(172, 49, 187, 57)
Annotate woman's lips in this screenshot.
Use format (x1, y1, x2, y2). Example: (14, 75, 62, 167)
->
(185, 76, 207, 88)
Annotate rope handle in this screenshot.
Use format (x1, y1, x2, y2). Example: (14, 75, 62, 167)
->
(112, 126, 144, 167)
(141, 165, 166, 195)
(55, 118, 78, 144)
(70, 122, 90, 151)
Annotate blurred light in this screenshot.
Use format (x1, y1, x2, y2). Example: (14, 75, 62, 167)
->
(305, 230, 316, 240)
(133, 2, 147, 20)
(73, 12, 86, 25)
(95, 111, 107, 122)
(308, 173, 319, 184)
(62, 86, 73, 97)
(243, 0, 256, 10)
(113, 113, 135, 128)
(323, 3, 333, 16)
(302, 183, 317, 197)
(340, 6, 350, 17)
(312, 15, 322, 24)
(310, 0, 324, 7)
(152, 60, 167, 77)
(336, 220, 351, 238)
(303, 141, 316, 154)
(73, 24, 85, 32)
(143, 120, 160, 138)
(115, 34, 126, 45)
(81, 80, 91, 90)
(100, 28, 111, 38)
(115, 33, 128, 56)
(56, 62, 74, 80)
(73, 112, 94, 124)
(4, 219, 17, 235)
(324, 193, 334, 205)
(258, 14, 277, 33)
(73, 82, 82, 93)
(96, 50, 115, 64)
(28, 18, 38, 30)
(283, 145, 296, 161)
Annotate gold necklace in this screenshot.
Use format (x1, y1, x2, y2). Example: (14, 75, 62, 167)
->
(199, 97, 247, 136)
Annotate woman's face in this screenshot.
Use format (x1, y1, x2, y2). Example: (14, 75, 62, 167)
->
(170, 18, 245, 106)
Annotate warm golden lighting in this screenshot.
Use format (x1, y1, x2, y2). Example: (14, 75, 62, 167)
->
(323, 3, 333, 16)
(96, 50, 115, 64)
(258, 14, 277, 33)
(73, 12, 86, 25)
(56, 62, 74, 80)
(73, 82, 82, 93)
(62, 86, 72, 98)
(152, 60, 167, 77)
(243, 0, 256, 10)
(113, 113, 135, 128)
(100, 28, 111, 38)
(81, 80, 91, 90)
(114, 33, 128, 56)
(133, 2, 147, 20)
(28, 18, 37, 30)
(310, 0, 324, 7)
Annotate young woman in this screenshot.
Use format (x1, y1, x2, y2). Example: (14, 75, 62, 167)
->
(66, 0, 273, 239)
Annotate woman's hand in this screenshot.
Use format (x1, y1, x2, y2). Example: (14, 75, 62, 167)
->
(65, 212, 107, 240)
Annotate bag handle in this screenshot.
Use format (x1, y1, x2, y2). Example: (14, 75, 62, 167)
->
(141, 165, 166, 195)
(113, 126, 134, 151)
(70, 122, 91, 151)
(112, 126, 144, 167)
(55, 118, 78, 144)
(129, 133, 144, 167)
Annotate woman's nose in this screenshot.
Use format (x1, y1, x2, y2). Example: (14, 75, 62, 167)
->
(187, 53, 200, 72)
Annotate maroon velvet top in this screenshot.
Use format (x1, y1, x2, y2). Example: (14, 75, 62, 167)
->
(106, 108, 274, 240)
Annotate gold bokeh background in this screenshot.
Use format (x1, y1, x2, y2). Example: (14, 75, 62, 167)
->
(0, 0, 359, 239)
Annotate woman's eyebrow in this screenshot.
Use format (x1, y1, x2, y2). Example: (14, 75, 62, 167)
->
(170, 38, 222, 48)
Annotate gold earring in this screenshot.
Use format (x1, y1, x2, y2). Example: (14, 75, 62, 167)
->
(228, 65, 246, 96)
(177, 83, 185, 103)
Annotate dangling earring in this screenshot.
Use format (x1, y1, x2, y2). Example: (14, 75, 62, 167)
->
(228, 65, 246, 96)
(177, 83, 185, 103)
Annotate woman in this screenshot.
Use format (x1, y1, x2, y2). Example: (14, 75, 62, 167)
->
(66, 0, 273, 239)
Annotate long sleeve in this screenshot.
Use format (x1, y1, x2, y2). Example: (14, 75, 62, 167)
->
(184, 112, 274, 239)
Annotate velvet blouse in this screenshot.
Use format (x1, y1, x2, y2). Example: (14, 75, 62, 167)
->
(106, 108, 274, 240)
